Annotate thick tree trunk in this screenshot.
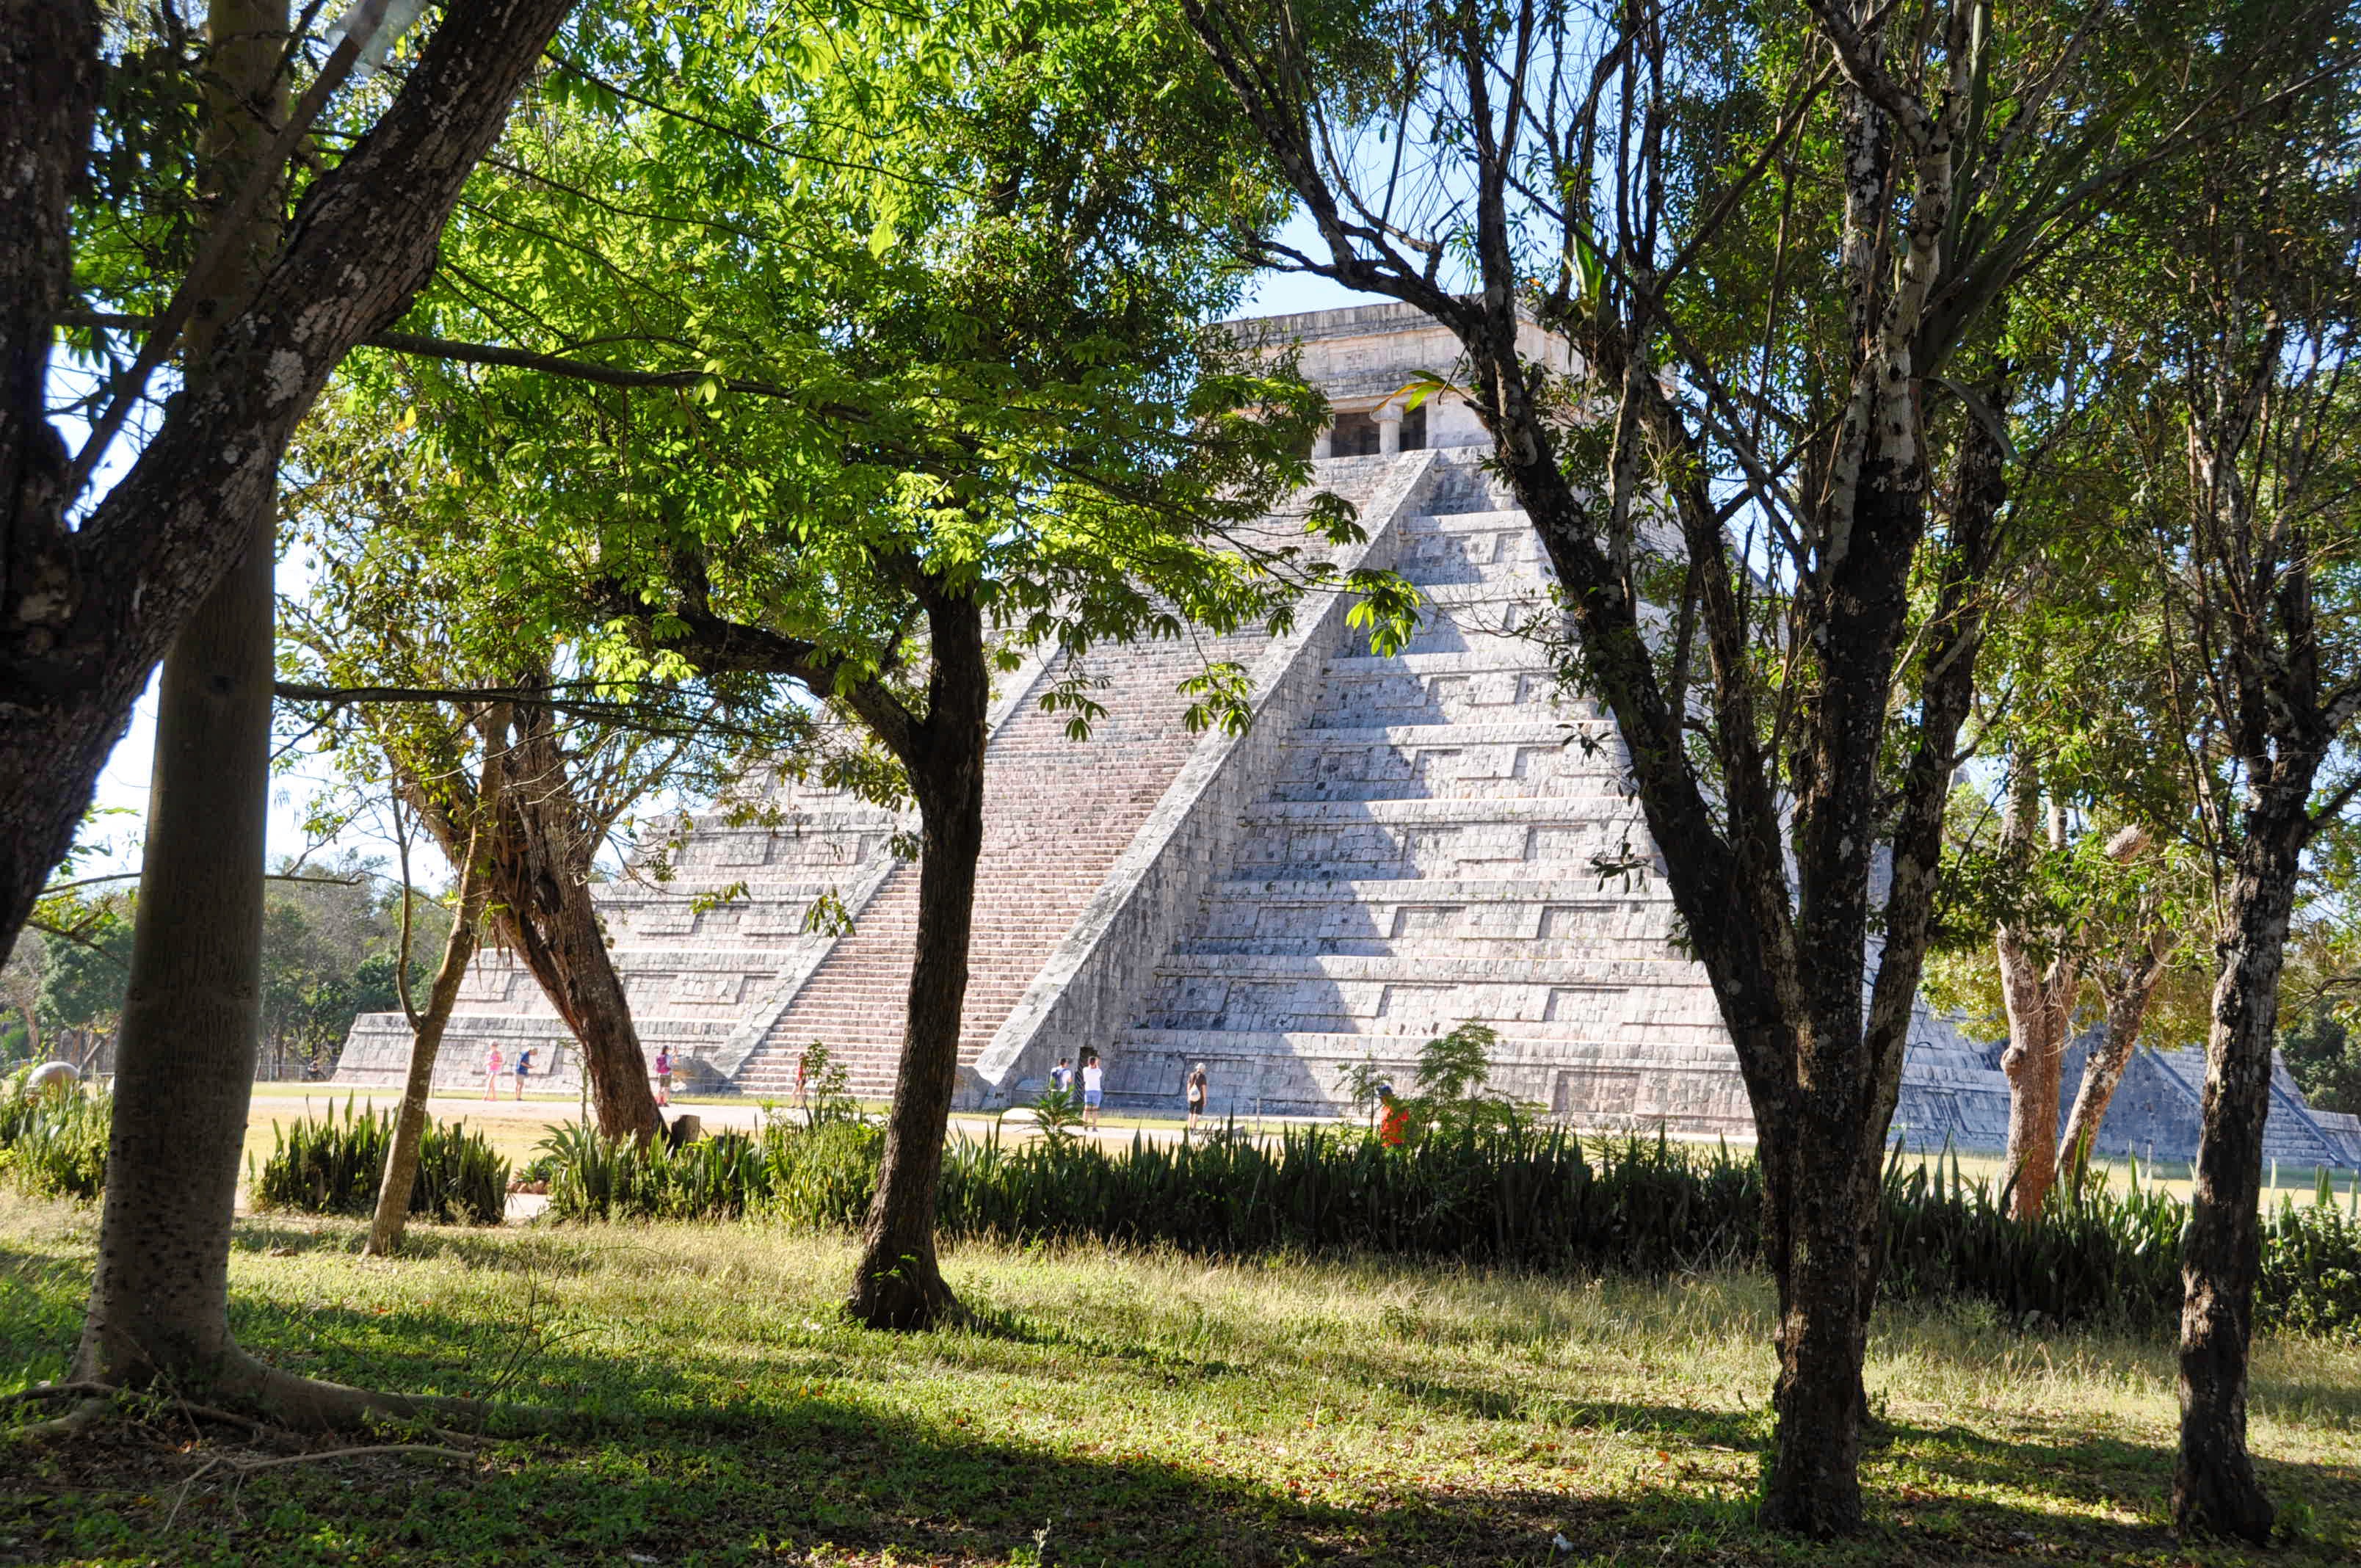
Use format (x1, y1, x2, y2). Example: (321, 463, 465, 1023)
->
(76, 0, 285, 1390)
(2175, 777, 2311, 1542)
(366, 783, 498, 1255)
(1760, 1111, 1882, 1534)
(0, 0, 576, 967)
(849, 594, 989, 1332)
(487, 704, 661, 1141)
(399, 702, 663, 1144)
(492, 857, 660, 1141)
(2058, 930, 2172, 1190)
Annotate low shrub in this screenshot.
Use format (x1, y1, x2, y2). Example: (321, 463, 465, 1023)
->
(0, 1073, 111, 1200)
(532, 1109, 2361, 1339)
(248, 1097, 508, 1224)
(541, 1117, 881, 1223)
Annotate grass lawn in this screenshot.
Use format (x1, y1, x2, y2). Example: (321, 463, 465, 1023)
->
(3, 1194, 2358, 1565)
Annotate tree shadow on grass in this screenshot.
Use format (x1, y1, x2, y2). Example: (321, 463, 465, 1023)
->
(12, 1340, 2354, 1568)
(6, 1221, 2359, 1564)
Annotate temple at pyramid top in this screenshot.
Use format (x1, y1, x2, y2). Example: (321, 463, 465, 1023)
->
(1229, 300, 1576, 454)
(330, 304, 2361, 1169)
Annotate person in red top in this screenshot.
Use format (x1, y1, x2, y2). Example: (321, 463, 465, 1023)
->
(1377, 1082, 1411, 1147)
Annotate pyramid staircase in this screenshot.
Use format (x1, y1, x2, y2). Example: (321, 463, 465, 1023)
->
(723, 457, 1413, 1100)
(1098, 451, 1750, 1126)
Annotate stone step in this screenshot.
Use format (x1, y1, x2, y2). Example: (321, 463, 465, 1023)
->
(1282, 719, 1608, 747)
(1303, 669, 1575, 727)
(1173, 922, 1682, 957)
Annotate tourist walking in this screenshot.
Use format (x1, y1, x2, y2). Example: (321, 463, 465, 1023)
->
(1186, 1061, 1208, 1131)
(653, 1045, 672, 1108)
(1050, 1056, 1074, 1096)
(513, 1047, 534, 1100)
(1080, 1050, 1103, 1131)
(482, 1045, 504, 1100)
(1377, 1082, 1410, 1147)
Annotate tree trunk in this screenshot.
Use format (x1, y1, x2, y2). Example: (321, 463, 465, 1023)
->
(485, 703, 662, 1141)
(1995, 776, 2076, 1217)
(75, 0, 284, 1390)
(363, 802, 498, 1256)
(1758, 1106, 1882, 1533)
(2058, 928, 2172, 1191)
(849, 593, 989, 1332)
(2175, 774, 2311, 1542)
(491, 854, 661, 1141)
(398, 700, 664, 1144)
(0, 0, 576, 968)
(1997, 932, 2076, 1216)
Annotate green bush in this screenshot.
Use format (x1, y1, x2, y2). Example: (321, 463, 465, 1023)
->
(248, 1097, 508, 1224)
(0, 1073, 111, 1200)
(542, 1116, 882, 1224)
(2260, 1174, 2361, 1341)
(530, 1108, 2361, 1340)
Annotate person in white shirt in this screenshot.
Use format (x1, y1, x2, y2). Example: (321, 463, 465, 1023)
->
(1080, 1052, 1104, 1131)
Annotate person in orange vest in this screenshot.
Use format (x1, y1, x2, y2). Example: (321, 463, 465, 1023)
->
(1377, 1082, 1411, 1147)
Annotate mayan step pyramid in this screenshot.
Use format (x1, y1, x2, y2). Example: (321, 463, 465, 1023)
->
(334, 302, 2361, 1168)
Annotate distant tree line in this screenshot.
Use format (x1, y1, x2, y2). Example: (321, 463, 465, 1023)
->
(0, 852, 442, 1080)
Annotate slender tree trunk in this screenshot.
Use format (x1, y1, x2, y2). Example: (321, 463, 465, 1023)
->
(849, 593, 989, 1331)
(1997, 932, 2076, 1216)
(2058, 929, 2172, 1190)
(1995, 776, 2076, 1217)
(2175, 774, 2311, 1542)
(75, 0, 285, 1393)
(367, 727, 504, 1256)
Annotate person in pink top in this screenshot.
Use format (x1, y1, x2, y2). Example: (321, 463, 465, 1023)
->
(482, 1045, 504, 1100)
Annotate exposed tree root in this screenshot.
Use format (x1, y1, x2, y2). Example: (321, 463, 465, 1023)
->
(15, 1396, 109, 1440)
(0, 1379, 111, 1409)
(846, 1269, 967, 1334)
(10, 1349, 554, 1445)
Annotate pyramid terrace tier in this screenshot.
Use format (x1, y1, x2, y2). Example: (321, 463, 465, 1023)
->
(1220, 796, 1656, 882)
(1133, 951, 1720, 1037)
(1108, 1026, 1755, 1131)
(1178, 878, 1683, 959)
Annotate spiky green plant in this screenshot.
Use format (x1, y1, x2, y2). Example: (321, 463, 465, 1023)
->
(0, 1075, 111, 1200)
(248, 1097, 507, 1224)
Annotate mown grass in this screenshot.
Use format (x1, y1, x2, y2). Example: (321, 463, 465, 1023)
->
(2, 1191, 2358, 1567)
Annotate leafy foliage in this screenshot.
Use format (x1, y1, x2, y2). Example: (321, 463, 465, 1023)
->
(247, 1098, 508, 1224)
(2282, 1003, 2361, 1114)
(1334, 1020, 1537, 1138)
(0, 1071, 111, 1201)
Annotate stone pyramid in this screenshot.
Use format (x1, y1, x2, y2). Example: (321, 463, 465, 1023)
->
(331, 302, 2358, 1169)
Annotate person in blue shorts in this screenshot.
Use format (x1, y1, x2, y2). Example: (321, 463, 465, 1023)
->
(1080, 1050, 1103, 1131)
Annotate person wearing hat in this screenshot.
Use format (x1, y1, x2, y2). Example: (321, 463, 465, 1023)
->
(1186, 1061, 1209, 1131)
(1377, 1081, 1411, 1147)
